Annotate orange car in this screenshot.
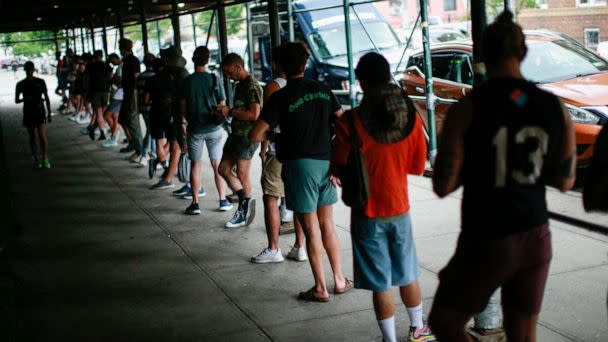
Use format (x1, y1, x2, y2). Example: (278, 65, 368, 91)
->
(401, 31, 608, 167)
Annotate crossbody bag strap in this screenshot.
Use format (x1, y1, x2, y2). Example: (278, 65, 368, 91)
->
(348, 109, 361, 149)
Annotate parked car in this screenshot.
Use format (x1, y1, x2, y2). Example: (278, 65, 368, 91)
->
(251, 0, 405, 102)
(401, 32, 608, 167)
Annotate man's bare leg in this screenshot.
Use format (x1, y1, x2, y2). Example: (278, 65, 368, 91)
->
(37, 124, 48, 158)
(219, 158, 241, 193)
(190, 160, 203, 204)
(235, 159, 253, 197)
(294, 217, 305, 248)
(317, 205, 346, 291)
(162, 140, 180, 182)
(264, 195, 281, 250)
(210, 159, 225, 200)
(296, 211, 330, 300)
(27, 127, 38, 158)
(503, 311, 539, 342)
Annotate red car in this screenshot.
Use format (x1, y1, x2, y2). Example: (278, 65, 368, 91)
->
(401, 31, 608, 167)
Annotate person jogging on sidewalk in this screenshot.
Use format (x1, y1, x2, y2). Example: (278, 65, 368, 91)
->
(15, 61, 52, 169)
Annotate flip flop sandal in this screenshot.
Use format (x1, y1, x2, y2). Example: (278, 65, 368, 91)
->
(298, 287, 331, 303)
(335, 278, 355, 295)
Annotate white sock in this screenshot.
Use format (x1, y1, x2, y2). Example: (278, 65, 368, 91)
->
(406, 303, 424, 328)
(378, 316, 397, 342)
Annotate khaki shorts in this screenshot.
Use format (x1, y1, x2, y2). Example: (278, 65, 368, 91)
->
(261, 154, 284, 197)
(91, 92, 109, 109)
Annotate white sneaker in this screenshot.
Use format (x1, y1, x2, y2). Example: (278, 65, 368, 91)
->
(286, 246, 308, 262)
(280, 203, 294, 223)
(68, 113, 79, 122)
(138, 155, 150, 167)
(251, 248, 284, 264)
(129, 152, 141, 163)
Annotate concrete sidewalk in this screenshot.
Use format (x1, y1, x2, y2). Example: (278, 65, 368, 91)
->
(0, 71, 606, 341)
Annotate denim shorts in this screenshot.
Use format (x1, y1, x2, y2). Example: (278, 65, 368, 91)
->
(281, 159, 337, 213)
(187, 128, 224, 161)
(351, 212, 420, 292)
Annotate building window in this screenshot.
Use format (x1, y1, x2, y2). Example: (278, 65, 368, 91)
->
(536, 0, 548, 9)
(585, 28, 600, 50)
(444, 0, 456, 11)
(577, 0, 607, 7)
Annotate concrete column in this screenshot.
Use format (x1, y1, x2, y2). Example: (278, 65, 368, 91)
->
(171, 0, 182, 47)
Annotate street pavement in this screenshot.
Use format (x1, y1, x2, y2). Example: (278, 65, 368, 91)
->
(0, 70, 606, 341)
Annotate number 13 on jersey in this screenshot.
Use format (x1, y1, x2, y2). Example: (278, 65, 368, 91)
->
(492, 126, 549, 187)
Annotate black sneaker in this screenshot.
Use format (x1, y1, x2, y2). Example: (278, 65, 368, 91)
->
(148, 159, 157, 179)
(120, 145, 134, 153)
(243, 198, 256, 226)
(185, 202, 201, 215)
(225, 209, 246, 228)
(88, 125, 96, 141)
(98, 131, 107, 141)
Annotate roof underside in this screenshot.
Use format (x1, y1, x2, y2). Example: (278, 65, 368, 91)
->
(0, 0, 246, 33)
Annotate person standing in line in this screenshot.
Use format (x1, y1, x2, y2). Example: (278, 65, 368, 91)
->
(118, 38, 142, 162)
(216, 53, 262, 229)
(15, 61, 52, 169)
(249, 42, 352, 302)
(150, 46, 189, 190)
(331, 53, 435, 342)
(101, 53, 124, 147)
(428, 11, 576, 342)
(86, 50, 113, 141)
(251, 45, 307, 264)
(179, 46, 233, 214)
(135, 53, 157, 167)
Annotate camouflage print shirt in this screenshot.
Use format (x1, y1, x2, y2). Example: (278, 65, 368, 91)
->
(231, 75, 263, 136)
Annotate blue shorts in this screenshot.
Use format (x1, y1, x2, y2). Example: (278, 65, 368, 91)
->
(282, 159, 337, 213)
(351, 212, 420, 292)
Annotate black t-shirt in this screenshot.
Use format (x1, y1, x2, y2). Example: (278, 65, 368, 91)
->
(87, 61, 112, 92)
(260, 78, 341, 161)
(121, 54, 141, 93)
(16, 77, 47, 114)
(145, 70, 173, 120)
(462, 78, 564, 236)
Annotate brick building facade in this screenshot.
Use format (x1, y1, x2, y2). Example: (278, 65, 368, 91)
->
(518, 0, 608, 50)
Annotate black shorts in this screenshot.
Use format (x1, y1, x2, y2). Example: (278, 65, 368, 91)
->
(432, 224, 552, 315)
(150, 116, 178, 141)
(23, 110, 46, 128)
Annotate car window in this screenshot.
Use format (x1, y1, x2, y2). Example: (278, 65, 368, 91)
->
(431, 54, 453, 80)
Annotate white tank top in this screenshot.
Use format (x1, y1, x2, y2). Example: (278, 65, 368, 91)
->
(268, 78, 286, 156)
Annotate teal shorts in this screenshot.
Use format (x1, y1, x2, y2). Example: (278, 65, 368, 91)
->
(282, 159, 338, 213)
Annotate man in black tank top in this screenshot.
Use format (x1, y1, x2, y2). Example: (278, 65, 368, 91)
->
(428, 11, 576, 342)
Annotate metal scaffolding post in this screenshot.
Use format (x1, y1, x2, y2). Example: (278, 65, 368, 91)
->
(191, 13, 198, 46)
(268, 0, 281, 49)
(245, 3, 255, 73)
(342, 0, 356, 108)
(102, 18, 109, 57)
(80, 27, 87, 53)
(419, 0, 437, 164)
(65, 29, 70, 53)
(117, 11, 125, 39)
(287, 0, 295, 42)
(217, 0, 232, 106)
(90, 25, 96, 52)
(140, 1, 149, 55)
(156, 20, 162, 52)
(171, 0, 182, 48)
(54, 30, 60, 56)
(72, 28, 77, 52)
